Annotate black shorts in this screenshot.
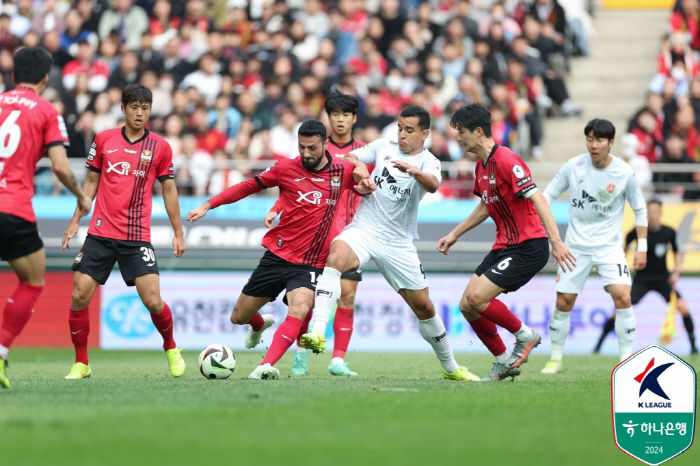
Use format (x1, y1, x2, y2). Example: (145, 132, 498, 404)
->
(0, 213, 44, 261)
(242, 250, 322, 302)
(475, 237, 549, 293)
(341, 269, 362, 281)
(71, 234, 159, 286)
(631, 277, 682, 305)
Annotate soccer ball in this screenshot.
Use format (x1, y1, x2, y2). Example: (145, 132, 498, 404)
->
(198, 344, 236, 379)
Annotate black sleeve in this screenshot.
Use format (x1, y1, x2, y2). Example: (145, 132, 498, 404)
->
(624, 229, 637, 248)
(670, 228, 679, 253)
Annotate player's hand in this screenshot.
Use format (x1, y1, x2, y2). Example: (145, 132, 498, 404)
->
(669, 271, 680, 285)
(551, 239, 576, 272)
(392, 160, 416, 175)
(61, 221, 79, 251)
(352, 162, 370, 183)
(633, 251, 647, 271)
(186, 201, 211, 223)
(354, 178, 377, 194)
(78, 195, 92, 216)
(437, 233, 458, 255)
(264, 211, 278, 228)
(172, 234, 186, 257)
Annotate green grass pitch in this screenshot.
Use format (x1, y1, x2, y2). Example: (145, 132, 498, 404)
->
(1, 349, 698, 466)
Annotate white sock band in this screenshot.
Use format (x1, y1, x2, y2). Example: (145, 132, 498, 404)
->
(311, 267, 342, 335)
(615, 307, 636, 361)
(418, 315, 458, 373)
(549, 309, 571, 361)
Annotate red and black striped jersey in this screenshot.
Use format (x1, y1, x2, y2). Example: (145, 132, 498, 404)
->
(86, 127, 174, 242)
(473, 144, 547, 250)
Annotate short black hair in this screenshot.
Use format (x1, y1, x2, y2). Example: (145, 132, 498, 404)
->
(400, 105, 430, 130)
(298, 119, 326, 142)
(450, 103, 492, 137)
(122, 84, 153, 107)
(324, 90, 359, 116)
(648, 198, 663, 208)
(13, 47, 53, 84)
(584, 118, 615, 140)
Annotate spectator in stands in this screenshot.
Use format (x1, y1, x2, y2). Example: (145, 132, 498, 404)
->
(107, 50, 140, 89)
(505, 57, 544, 158)
(0, 13, 20, 50)
(208, 93, 242, 139)
(174, 132, 213, 196)
(190, 105, 227, 154)
(31, 0, 65, 36)
(138, 31, 165, 76)
(269, 106, 301, 159)
(620, 132, 654, 200)
(669, 0, 700, 50)
(68, 110, 97, 159)
(455, 0, 480, 41)
(631, 109, 663, 164)
(62, 40, 110, 93)
(654, 133, 698, 200)
(98, 0, 149, 51)
(76, 0, 108, 35)
(180, 52, 222, 106)
(207, 150, 245, 196)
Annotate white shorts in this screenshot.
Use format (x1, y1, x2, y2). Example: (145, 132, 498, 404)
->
(555, 247, 631, 294)
(333, 225, 428, 292)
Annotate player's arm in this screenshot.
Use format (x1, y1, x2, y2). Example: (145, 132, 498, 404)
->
(542, 161, 571, 205)
(670, 229, 681, 284)
(624, 229, 636, 252)
(265, 197, 283, 228)
(61, 170, 101, 250)
(437, 199, 490, 255)
(47, 145, 92, 215)
(161, 178, 186, 257)
(341, 152, 370, 183)
(626, 173, 648, 270)
(528, 190, 576, 272)
(391, 160, 440, 193)
(187, 177, 265, 222)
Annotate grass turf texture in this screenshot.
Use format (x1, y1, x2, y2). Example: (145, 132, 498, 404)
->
(1, 350, 698, 466)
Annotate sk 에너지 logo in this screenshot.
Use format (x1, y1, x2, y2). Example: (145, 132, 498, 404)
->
(612, 345, 696, 465)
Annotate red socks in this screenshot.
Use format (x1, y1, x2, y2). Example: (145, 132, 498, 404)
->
(69, 308, 90, 364)
(262, 315, 302, 366)
(248, 312, 264, 332)
(0, 283, 43, 348)
(297, 310, 313, 346)
(332, 307, 354, 359)
(469, 316, 507, 356)
(150, 302, 176, 351)
(480, 299, 522, 334)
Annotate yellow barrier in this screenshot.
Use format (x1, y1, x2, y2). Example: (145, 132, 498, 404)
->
(603, 0, 674, 8)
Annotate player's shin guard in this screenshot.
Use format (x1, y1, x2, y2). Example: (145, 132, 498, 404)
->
(311, 267, 342, 335)
(150, 302, 176, 351)
(332, 307, 354, 359)
(549, 309, 571, 362)
(682, 315, 696, 351)
(69, 308, 90, 364)
(0, 283, 43, 350)
(468, 316, 506, 357)
(615, 307, 636, 361)
(262, 315, 303, 366)
(419, 315, 459, 373)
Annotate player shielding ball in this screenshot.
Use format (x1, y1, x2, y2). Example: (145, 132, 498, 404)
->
(302, 105, 480, 381)
(437, 103, 576, 382)
(593, 199, 696, 355)
(265, 91, 368, 377)
(62, 84, 187, 380)
(187, 120, 374, 380)
(0, 47, 92, 388)
(540, 119, 648, 374)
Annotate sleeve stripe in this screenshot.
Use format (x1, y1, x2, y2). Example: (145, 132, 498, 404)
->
(46, 141, 68, 149)
(86, 164, 101, 173)
(254, 175, 267, 189)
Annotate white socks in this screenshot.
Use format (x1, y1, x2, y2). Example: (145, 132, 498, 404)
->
(514, 324, 534, 341)
(0, 344, 7, 360)
(418, 315, 459, 373)
(549, 309, 571, 362)
(616, 307, 636, 361)
(330, 357, 344, 366)
(310, 267, 342, 336)
(495, 351, 510, 364)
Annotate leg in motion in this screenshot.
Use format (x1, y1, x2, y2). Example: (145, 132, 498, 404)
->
(542, 293, 577, 374)
(329, 278, 359, 376)
(608, 284, 635, 362)
(65, 271, 99, 380)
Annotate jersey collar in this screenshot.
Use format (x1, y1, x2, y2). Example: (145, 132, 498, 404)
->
(121, 126, 150, 145)
(328, 137, 355, 150)
(303, 152, 333, 174)
(14, 85, 37, 94)
(481, 143, 499, 168)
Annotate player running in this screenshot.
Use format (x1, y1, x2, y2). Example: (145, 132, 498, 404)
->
(187, 120, 375, 380)
(437, 104, 575, 382)
(593, 199, 697, 355)
(265, 91, 367, 377)
(540, 118, 648, 374)
(0, 47, 92, 389)
(61, 84, 186, 380)
(302, 105, 480, 381)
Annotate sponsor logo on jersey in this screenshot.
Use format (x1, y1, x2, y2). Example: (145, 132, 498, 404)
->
(96, 219, 102, 227)
(105, 148, 119, 153)
(331, 176, 341, 190)
(374, 167, 397, 189)
(296, 190, 323, 204)
(311, 178, 325, 182)
(608, 183, 616, 193)
(513, 164, 525, 178)
(74, 252, 83, 264)
(571, 190, 598, 209)
(294, 177, 306, 182)
(140, 150, 152, 163)
(277, 238, 283, 247)
(0, 94, 37, 109)
(516, 176, 532, 187)
(106, 161, 131, 175)
(124, 149, 137, 154)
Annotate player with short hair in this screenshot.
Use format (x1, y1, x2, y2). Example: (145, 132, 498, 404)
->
(187, 119, 375, 380)
(301, 105, 480, 381)
(265, 91, 368, 377)
(0, 47, 92, 388)
(437, 103, 576, 382)
(593, 199, 697, 355)
(61, 84, 187, 380)
(540, 119, 648, 374)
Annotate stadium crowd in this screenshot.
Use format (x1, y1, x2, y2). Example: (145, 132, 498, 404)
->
(0, 0, 589, 199)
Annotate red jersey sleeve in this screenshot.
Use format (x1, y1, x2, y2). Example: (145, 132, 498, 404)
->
(156, 141, 175, 182)
(270, 197, 283, 213)
(86, 133, 104, 172)
(255, 161, 281, 188)
(503, 155, 537, 198)
(43, 108, 69, 148)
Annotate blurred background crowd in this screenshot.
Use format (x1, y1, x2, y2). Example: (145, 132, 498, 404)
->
(0, 0, 593, 199)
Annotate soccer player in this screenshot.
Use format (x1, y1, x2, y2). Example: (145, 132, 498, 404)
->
(437, 103, 576, 382)
(186, 120, 374, 380)
(301, 105, 480, 381)
(0, 47, 92, 389)
(593, 199, 697, 355)
(265, 91, 367, 377)
(61, 84, 187, 380)
(540, 118, 648, 374)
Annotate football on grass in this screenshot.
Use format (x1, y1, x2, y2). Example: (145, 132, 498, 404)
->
(198, 344, 236, 379)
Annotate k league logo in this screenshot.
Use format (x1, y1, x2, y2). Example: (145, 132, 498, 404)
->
(612, 345, 696, 465)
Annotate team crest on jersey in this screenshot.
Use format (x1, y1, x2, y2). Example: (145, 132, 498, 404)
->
(74, 252, 83, 264)
(489, 175, 496, 185)
(331, 176, 341, 190)
(607, 183, 615, 193)
(140, 150, 153, 163)
(384, 155, 392, 162)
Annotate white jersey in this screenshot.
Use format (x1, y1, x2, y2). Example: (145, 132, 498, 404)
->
(543, 153, 647, 252)
(350, 138, 441, 242)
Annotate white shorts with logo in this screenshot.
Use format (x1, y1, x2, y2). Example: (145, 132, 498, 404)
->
(555, 247, 631, 294)
(333, 225, 428, 292)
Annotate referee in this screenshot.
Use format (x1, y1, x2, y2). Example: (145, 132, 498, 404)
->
(593, 199, 697, 355)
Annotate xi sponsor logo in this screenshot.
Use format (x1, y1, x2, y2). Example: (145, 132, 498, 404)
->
(106, 161, 131, 175)
(612, 345, 696, 465)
